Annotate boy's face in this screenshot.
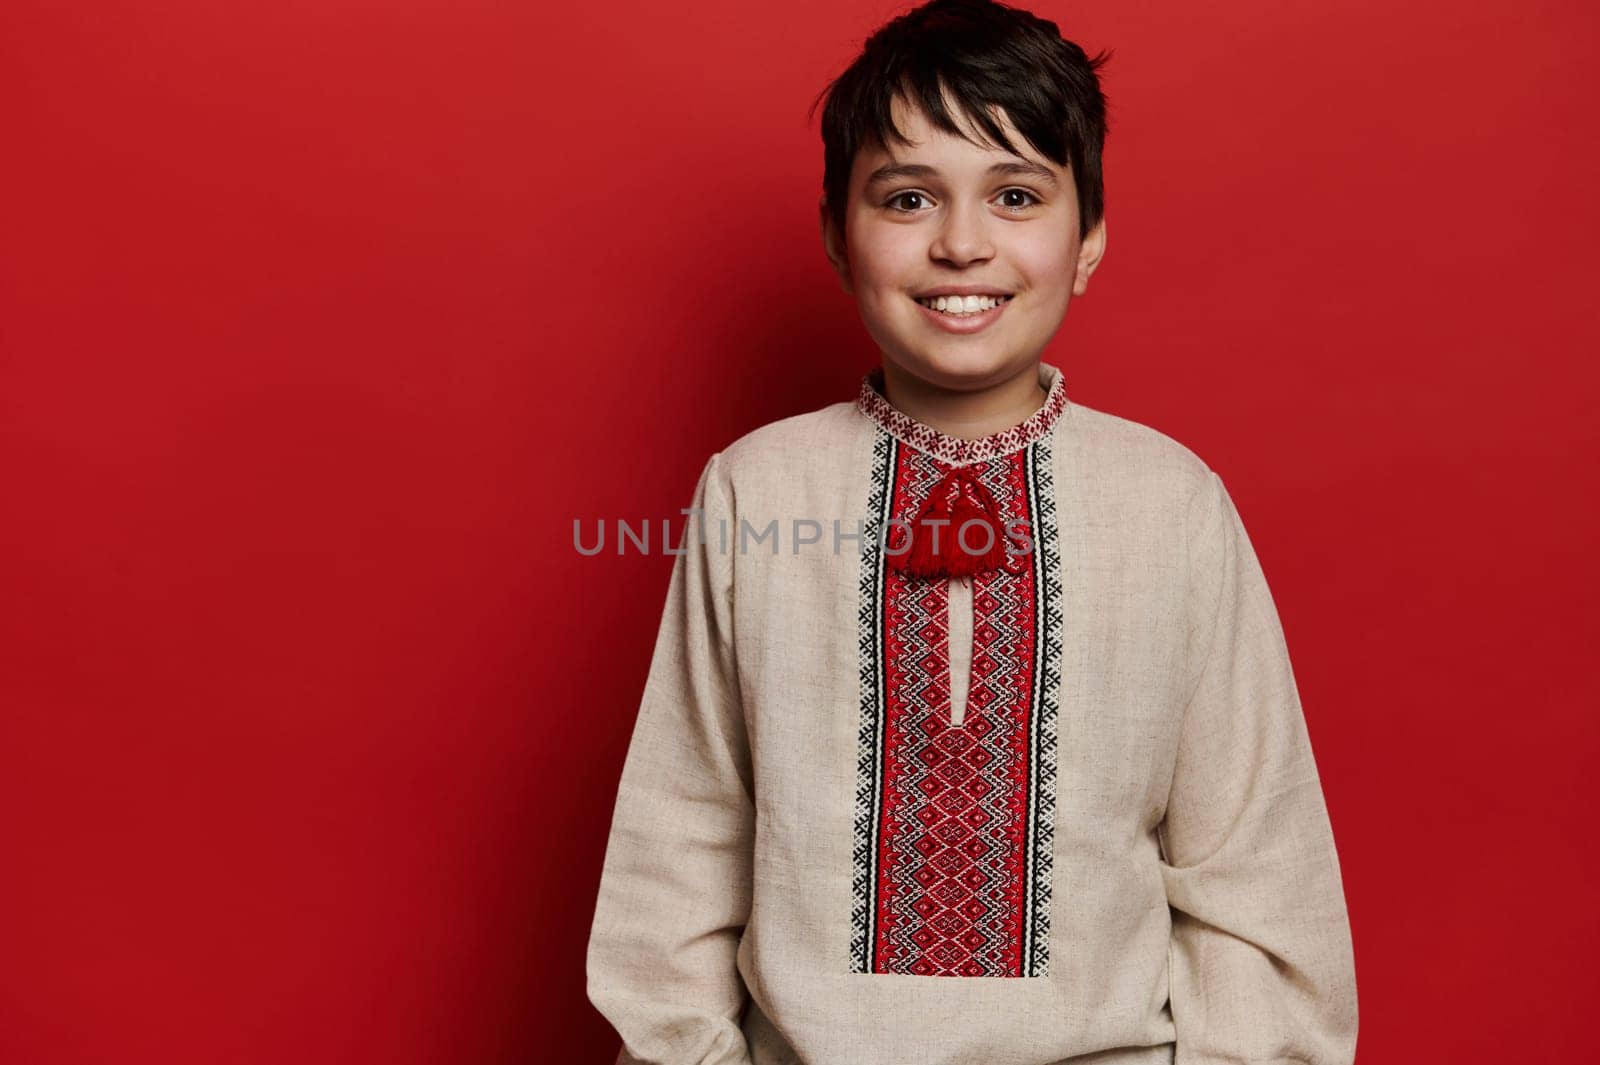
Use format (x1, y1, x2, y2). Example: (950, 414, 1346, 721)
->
(821, 91, 1106, 393)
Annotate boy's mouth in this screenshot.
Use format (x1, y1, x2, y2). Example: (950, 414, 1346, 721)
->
(913, 294, 1014, 317)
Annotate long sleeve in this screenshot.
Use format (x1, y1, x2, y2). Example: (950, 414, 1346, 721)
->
(586, 452, 756, 1065)
(1158, 471, 1359, 1064)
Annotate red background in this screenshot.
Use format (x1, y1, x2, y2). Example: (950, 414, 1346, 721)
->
(2, 1, 1596, 1061)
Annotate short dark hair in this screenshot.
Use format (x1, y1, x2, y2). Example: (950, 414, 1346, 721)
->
(810, 0, 1112, 243)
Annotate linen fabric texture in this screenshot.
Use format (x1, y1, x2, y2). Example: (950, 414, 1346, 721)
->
(585, 362, 1358, 1065)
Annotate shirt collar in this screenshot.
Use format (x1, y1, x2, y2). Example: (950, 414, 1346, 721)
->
(856, 361, 1070, 465)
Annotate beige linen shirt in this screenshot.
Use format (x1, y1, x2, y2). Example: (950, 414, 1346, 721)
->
(585, 361, 1358, 1065)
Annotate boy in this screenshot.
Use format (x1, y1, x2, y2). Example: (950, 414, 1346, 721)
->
(586, 1, 1357, 1062)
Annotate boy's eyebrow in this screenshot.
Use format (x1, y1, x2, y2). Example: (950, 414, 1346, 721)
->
(864, 159, 1062, 191)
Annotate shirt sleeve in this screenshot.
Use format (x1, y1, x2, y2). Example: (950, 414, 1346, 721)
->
(1158, 470, 1359, 1065)
(585, 452, 757, 1065)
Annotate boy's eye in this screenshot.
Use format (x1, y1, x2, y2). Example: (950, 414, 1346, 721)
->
(998, 188, 1040, 210)
(884, 189, 1041, 213)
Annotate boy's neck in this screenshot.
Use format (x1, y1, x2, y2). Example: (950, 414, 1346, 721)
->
(877, 360, 1048, 441)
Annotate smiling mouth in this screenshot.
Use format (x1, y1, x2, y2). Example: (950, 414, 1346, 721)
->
(913, 294, 1014, 317)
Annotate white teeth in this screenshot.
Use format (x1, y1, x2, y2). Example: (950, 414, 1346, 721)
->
(915, 294, 1010, 314)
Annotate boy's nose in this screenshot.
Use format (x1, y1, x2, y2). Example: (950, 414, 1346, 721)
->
(929, 203, 995, 265)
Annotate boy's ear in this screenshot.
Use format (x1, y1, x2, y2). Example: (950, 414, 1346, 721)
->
(819, 196, 854, 296)
(1072, 216, 1107, 297)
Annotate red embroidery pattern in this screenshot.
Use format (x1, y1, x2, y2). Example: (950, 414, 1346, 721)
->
(855, 363, 1068, 467)
(850, 373, 1066, 979)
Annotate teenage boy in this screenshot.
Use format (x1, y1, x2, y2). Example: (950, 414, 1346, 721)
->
(586, 2, 1357, 1063)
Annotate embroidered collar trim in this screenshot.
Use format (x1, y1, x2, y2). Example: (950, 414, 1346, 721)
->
(855, 361, 1070, 465)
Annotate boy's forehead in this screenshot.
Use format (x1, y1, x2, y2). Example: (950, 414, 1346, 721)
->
(853, 93, 1059, 183)
(890, 90, 1013, 141)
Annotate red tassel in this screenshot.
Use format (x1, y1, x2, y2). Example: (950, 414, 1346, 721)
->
(887, 465, 1011, 579)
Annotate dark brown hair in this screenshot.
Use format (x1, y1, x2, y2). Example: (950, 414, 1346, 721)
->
(810, 0, 1112, 242)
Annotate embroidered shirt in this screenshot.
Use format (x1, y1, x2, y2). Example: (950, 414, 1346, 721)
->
(585, 361, 1358, 1065)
